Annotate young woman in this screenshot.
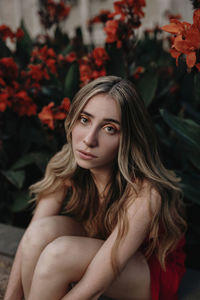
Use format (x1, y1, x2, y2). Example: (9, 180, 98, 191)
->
(5, 76, 186, 300)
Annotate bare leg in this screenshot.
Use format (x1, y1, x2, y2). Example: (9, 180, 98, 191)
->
(21, 216, 86, 299)
(28, 236, 150, 300)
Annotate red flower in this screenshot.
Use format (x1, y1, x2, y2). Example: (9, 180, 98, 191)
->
(12, 91, 37, 116)
(162, 9, 200, 70)
(57, 52, 77, 64)
(92, 69, 106, 79)
(66, 52, 77, 63)
(38, 102, 55, 130)
(38, 97, 70, 129)
(27, 64, 50, 81)
(0, 25, 15, 41)
(103, 0, 146, 48)
(92, 48, 109, 67)
(132, 0, 146, 17)
(15, 28, 24, 39)
(79, 64, 93, 85)
(47, 0, 70, 21)
(104, 20, 119, 44)
(0, 92, 10, 112)
(0, 57, 18, 81)
(112, 0, 146, 19)
(60, 97, 70, 112)
(88, 10, 112, 25)
(30, 46, 57, 75)
(133, 66, 145, 80)
(46, 58, 57, 74)
(54, 97, 71, 120)
(79, 48, 109, 85)
(39, 0, 71, 29)
(31, 46, 56, 62)
(0, 25, 24, 41)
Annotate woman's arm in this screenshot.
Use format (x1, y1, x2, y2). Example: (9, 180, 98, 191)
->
(4, 188, 67, 300)
(62, 182, 161, 300)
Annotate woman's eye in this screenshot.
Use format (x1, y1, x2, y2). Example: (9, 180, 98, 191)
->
(104, 126, 116, 134)
(80, 116, 88, 124)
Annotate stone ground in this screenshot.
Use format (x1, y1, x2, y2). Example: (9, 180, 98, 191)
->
(0, 223, 200, 300)
(0, 254, 13, 300)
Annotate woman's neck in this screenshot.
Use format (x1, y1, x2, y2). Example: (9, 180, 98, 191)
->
(90, 169, 111, 200)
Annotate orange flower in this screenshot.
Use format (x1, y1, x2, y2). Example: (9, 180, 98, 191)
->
(92, 47, 109, 67)
(0, 25, 24, 42)
(38, 98, 70, 129)
(0, 57, 18, 80)
(66, 52, 77, 63)
(79, 48, 109, 85)
(15, 28, 24, 39)
(13, 91, 37, 116)
(0, 25, 15, 41)
(38, 102, 55, 130)
(104, 20, 119, 44)
(133, 66, 145, 80)
(0, 92, 9, 112)
(162, 9, 200, 70)
(54, 97, 71, 120)
(60, 97, 70, 112)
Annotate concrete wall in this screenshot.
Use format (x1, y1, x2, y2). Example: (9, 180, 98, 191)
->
(0, 0, 194, 45)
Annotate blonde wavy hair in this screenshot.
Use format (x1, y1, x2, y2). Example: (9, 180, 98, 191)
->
(30, 76, 186, 274)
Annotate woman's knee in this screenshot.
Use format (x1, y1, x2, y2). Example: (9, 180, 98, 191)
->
(33, 237, 78, 281)
(22, 218, 53, 254)
(34, 236, 103, 282)
(21, 216, 85, 256)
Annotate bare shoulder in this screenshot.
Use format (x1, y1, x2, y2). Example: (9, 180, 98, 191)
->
(127, 179, 161, 215)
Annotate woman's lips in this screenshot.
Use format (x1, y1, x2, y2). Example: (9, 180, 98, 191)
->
(77, 150, 97, 160)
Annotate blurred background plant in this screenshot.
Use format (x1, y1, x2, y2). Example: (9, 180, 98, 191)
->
(0, 0, 199, 269)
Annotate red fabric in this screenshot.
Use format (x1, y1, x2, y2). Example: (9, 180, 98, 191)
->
(147, 238, 186, 300)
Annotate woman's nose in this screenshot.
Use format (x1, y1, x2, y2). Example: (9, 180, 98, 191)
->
(83, 128, 98, 147)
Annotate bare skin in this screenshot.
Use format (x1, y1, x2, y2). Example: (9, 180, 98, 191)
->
(21, 216, 86, 299)
(21, 215, 151, 300)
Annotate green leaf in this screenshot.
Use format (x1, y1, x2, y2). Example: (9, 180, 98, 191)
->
(16, 21, 33, 65)
(64, 62, 79, 99)
(12, 152, 51, 172)
(61, 43, 73, 55)
(106, 44, 126, 78)
(160, 110, 200, 151)
(31, 152, 51, 171)
(1, 170, 25, 189)
(187, 148, 200, 170)
(11, 153, 35, 170)
(11, 191, 30, 212)
(137, 71, 158, 107)
(180, 173, 200, 204)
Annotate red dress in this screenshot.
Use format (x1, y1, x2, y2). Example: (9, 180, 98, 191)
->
(147, 238, 186, 300)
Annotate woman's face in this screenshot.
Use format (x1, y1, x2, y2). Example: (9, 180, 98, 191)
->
(72, 93, 121, 175)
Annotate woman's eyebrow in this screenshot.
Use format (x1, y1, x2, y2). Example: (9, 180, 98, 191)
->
(81, 110, 120, 125)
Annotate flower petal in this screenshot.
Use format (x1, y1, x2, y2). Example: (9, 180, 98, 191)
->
(186, 52, 196, 68)
(161, 23, 181, 34)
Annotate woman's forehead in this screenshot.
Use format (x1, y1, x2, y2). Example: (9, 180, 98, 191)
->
(82, 93, 121, 122)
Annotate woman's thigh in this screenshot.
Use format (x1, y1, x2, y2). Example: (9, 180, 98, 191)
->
(32, 235, 150, 300)
(22, 215, 86, 254)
